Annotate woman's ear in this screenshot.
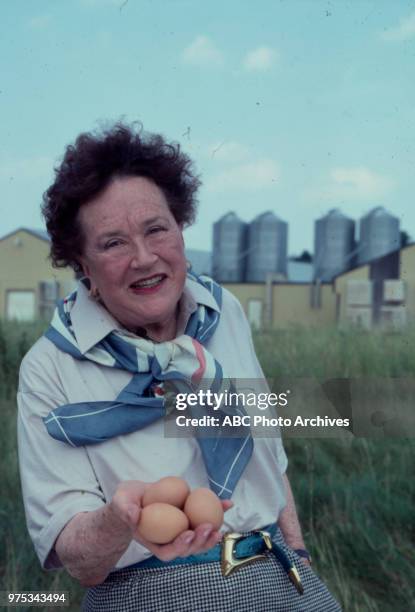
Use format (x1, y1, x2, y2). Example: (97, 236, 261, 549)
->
(78, 257, 90, 277)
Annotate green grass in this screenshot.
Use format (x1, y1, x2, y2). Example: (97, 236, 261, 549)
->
(1, 321, 414, 611)
(253, 324, 415, 378)
(254, 326, 415, 611)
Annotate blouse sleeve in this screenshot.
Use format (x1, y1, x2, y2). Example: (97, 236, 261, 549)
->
(17, 342, 106, 571)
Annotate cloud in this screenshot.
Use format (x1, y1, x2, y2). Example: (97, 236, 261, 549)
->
(380, 9, 415, 42)
(0, 157, 55, 182)
(243, 46, 277, 72)
(206, 158, 280, 193)
(331, 167, 393, 199)
(209, 141, 251, 163)
(27, 15, 52, 30)
(306, 167, 394, 204)
(182, 36, 224, 67)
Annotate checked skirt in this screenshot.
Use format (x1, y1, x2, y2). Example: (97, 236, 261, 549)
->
(81, 528, 342, 612)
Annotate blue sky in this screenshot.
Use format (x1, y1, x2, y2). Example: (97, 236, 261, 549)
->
(1, 0, 414, 255)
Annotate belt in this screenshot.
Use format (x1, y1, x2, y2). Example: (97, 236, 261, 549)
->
(124, 524, 303, 595)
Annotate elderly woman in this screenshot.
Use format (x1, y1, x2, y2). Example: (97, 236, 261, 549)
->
(17, 123, 340, 611)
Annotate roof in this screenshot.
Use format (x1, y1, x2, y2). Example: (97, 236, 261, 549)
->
(214, 211, 244, 224)
(0, 227, 50, 243)
(361, 206, 399, 221)
(333, 241, 415, 280)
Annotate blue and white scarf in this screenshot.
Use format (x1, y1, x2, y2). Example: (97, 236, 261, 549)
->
(42, 273, 253, 499)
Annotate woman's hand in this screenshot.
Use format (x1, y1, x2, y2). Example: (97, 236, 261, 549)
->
(135, 499, 233, 561)
(109, 480, 233, 562)
(108, 479, 150, 534)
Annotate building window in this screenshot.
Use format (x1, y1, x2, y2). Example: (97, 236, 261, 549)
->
(6, 290, 36, 321)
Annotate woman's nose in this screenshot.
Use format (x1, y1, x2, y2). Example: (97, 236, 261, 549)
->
(130, 240, 158, 269)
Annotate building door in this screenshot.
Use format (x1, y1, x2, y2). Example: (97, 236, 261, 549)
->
(247, 299, 263, 329)
(6, 290, 36, 321)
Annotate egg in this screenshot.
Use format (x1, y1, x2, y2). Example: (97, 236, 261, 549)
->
(184, 488, 224, 530)
(136, 502, 189, 544)
(142, 476, 190, 508)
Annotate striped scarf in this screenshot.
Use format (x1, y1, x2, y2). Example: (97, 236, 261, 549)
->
(42, 274, 253, 499)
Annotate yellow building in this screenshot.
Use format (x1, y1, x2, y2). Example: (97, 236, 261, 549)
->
(225, 243, 415, 330)
(0, 228, 76, 320)
(333, 243, 415, 330)
(223, 282, 336, 329)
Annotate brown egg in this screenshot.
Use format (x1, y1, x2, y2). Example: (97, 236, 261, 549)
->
(136, 503, 189, 544)
(184, 488, 224, 530)
(142, 476, 190, 508)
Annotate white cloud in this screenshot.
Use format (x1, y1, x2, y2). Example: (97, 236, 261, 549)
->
(331, 167, 393, 199)
(206, 158, 280, 193)
(182, 36, 224, 67)
(0, 157, 55, 181)
(243, 46, 277, 72)
(380, 10, 415, 42)
(306, 167, 394, 205)
(209, 141, 251, 163)
(28, 15, 52, 30)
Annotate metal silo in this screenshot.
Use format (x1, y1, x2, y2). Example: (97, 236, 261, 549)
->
(212, 212, 247, 282)
(246, 211, 288, 282)
(313, 209, 356, 281)
(358, 207, 400, 265)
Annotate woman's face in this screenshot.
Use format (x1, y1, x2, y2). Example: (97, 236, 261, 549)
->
(78, 176, 188, 341)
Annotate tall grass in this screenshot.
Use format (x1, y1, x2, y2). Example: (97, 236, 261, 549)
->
(254, 326, 415, 611)
(253, 324, 415, 378)
(0, 321, 414, 611)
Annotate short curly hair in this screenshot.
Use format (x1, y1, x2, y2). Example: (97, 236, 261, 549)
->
(42, 122, 201, 273)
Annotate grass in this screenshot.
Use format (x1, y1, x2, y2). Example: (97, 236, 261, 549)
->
(253, 326, 415, 611)
(0, 320, 414, 611)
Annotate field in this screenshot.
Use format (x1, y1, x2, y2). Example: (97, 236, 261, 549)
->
(0, 320, 414, 611)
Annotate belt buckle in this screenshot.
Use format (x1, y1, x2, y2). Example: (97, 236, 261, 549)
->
(220, 530, 270, 577)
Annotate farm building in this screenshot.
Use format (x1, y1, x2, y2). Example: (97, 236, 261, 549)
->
(0, 228, 76, 321)
(224, 243, 415, 330)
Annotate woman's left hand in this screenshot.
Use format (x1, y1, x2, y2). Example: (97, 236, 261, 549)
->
(134, 500, 233, 561)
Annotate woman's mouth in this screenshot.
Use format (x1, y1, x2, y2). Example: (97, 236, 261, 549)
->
(129, 274, 166, 293)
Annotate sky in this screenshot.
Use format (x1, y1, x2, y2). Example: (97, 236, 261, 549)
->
(1, 0, 414, 256)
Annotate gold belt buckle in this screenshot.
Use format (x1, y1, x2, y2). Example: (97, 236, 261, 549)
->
(220, 530, 271, 577)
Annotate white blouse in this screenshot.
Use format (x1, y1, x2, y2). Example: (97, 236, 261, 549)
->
(17, 277, 288, 571)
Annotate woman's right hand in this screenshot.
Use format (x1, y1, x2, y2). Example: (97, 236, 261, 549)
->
(108, 479, 150, 534)
(108, 480, 233, 562)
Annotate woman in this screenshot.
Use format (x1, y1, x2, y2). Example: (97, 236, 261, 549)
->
(17, 123, 341, 611)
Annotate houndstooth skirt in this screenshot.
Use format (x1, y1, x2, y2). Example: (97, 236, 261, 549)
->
(81, 528, 342, 612)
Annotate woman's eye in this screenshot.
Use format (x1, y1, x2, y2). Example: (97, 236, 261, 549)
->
(148, 226, 166, 235)
(105, 240, 122, 249)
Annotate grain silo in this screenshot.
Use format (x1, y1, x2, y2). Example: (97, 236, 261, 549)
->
(313, 209, 356, 281)
(358, 207, 400, 265)
(245, 211, 288, 282)
(212, 212, 247, 282)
